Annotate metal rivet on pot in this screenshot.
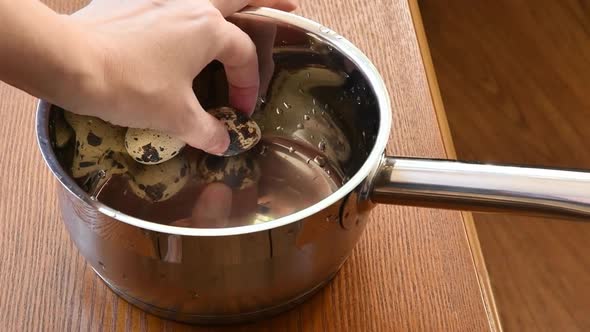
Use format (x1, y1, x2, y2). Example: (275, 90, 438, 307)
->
(339, 192, 359, 230)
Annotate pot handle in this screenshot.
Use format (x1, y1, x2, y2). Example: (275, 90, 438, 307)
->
(369, 156, 590, 220)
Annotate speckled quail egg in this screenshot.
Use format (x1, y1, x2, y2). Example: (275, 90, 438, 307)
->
(53, 115, 74, 148)
(197, 153, 260, 190)
(209, 107, 261, 157)
(64, 111, 127, 152)
(127, 155, 190, 202)
(64, 111, 128, 178)
(125, 128, 186, 165)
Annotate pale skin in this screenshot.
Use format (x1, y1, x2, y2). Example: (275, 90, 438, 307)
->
(0, 0, 297, 227)
(0, 0, 298, 155)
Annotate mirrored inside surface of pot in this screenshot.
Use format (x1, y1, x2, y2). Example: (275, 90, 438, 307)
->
(47, 16, 380, 228)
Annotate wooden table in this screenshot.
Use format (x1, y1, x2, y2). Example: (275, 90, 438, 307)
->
(0, 1, 499, 331)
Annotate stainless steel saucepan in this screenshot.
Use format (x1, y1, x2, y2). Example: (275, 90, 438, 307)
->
(36, 7, 590, 324)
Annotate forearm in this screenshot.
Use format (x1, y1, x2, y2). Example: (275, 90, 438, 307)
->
(0, 0, 96, 109)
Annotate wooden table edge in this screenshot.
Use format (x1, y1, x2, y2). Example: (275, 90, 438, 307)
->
(407, 2, 503, 331)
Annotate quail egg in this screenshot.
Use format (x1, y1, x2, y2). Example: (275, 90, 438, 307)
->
(197, 153, 260, 190)
(128, 155, 190, 202)
(64, 111, 128, 178)
(209, 107, 261, 157)
(53, 115, 74, 148)
(125, 128, 186, 165)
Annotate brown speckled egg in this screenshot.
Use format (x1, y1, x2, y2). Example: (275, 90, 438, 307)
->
(125, 128, 186, 165)
(208, 107, 261, 157)
(197, 153, 260, 190)
(54, 115, 74, 148)
(64, 111, 127, 153)
(128, 155, 190, 202)
(64, 111, 128, 178)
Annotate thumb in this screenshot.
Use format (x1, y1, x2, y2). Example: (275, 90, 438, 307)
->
(176, 94, 230, 155)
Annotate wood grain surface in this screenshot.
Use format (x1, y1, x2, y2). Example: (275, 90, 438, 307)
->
(0, 0, 491, 331)
(419, 0, 590, 330)
(408, 4, 502, 331)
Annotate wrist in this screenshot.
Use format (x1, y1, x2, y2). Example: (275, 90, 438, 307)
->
(45, 15, 107, 114)
(0, 0, 106, 112)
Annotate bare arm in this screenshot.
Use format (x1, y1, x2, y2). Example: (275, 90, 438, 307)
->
(0, 0, 97, 111)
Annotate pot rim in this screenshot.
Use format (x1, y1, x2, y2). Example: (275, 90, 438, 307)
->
(35, 7, 392, 237)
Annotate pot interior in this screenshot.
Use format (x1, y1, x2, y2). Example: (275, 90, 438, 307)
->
(45, 11, 383, 229)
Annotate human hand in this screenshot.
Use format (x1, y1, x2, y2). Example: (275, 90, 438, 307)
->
(66, 0, 297, 155)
